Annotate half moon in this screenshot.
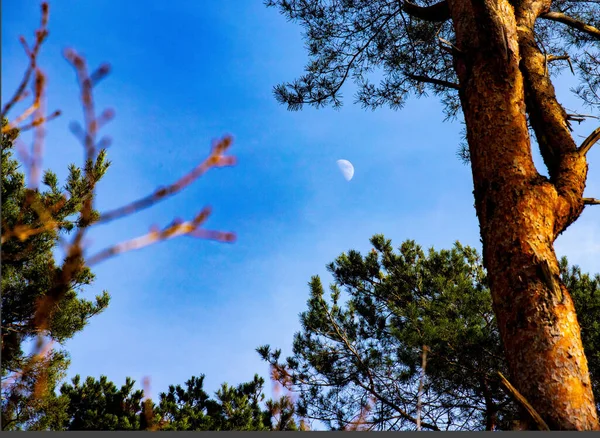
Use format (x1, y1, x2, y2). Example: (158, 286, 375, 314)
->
(336, 159, 354, 181)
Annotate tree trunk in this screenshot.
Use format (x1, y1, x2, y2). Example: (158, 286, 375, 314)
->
(480, 377, 497, 431)
(448, 0, 598, 430)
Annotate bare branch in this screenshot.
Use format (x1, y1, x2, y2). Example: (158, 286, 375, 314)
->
(1, 3, 234, 416)
(497, 372, 550, 430)
(406, 73, 460, 90)
(566, 112, 599, 123)
(416, 345, 429, 431)
(87, 207, 235, 266)
(578, 126, 600, 155)
(584, 198, 600, 205)
(540, 12, 600, 40)
(97, 136, 235, 225)
(1, 3, 49, 119)
(31, 69, 47, 190)
(546, 54, 575, 75)
(438, 37, 463, 55)
(16, 110, 61, 132)
(402, 1, 450, 22)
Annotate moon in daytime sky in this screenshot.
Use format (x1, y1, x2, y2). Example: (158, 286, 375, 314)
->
(336, 159, 354, 181)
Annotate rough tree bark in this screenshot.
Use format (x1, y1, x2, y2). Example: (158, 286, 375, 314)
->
(447, 0, 598, 430)
(267, 0, 600, 428)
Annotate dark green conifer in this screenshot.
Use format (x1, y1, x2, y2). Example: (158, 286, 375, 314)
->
(259, 235, 600, 430)
(1, 118, 110, 430)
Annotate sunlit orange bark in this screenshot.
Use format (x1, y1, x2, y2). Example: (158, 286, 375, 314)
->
(448, 0, 598, 430)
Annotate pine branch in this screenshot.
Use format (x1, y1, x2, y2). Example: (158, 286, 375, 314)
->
(406, 73, 460, 90)
(540, 12, 600, 40)
(578, 126, 600, 156)
(402, 1, 450, 22)
(319, 300, 440, 431)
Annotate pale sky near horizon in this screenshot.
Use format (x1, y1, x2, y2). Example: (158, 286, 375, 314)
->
(2, 0, 599, 417)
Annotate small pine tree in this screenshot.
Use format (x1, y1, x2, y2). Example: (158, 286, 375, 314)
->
(1, 119, 110, 430)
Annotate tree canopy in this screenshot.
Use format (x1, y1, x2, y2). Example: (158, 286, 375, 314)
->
(266, 0, 599, 114)
(259, 235, 600, 430)
(34, 373, 300, 431)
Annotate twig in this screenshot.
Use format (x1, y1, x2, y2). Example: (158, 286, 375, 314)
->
(406, 73, 460, 90)
(97, 136, 235, 225)
(15, 109, 61, 132)
(142, 376, 159, 431)
(578, 126, 600, 155)
(28, 49, 106, 339)
(438, 37, 462, 55)
(87, 207, 234, 265)
(1, 194, 67, 244)
(31, 69, 47, 189)
(1, 338, 54, 390)
(2, 3, 238, 415)
(584, 197, 600, 205)
(546, 55, 575, 75)
(2, 105, 38, 133)
(416, 345, 429, 431)
(1, 3, 49, 119)
(496, 371, 550, 431)
(1, 221, 57, 245)
(567, 112, 599, 123)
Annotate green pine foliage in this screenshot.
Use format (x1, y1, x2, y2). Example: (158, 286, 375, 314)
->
(1, 118, 111, 429)
(153, 375, 218, 431)
(266, 394, 301, 430)
(44, 373, 299, 431)
(153, 373, 296, 430)
(265, 0, 599, 113)
(258, 234, 600, 430)
(56, 375, 145, 430)
(156, 375, 268, 431)
(0, 349, 70, 431)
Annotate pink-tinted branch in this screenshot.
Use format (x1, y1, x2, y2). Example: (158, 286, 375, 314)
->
(87, 206, 235, 265)
(97, 135, 236, 225)
(1, 3, 49, 119)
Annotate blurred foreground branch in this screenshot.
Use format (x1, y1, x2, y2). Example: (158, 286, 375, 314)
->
(1, 3, 236, 428)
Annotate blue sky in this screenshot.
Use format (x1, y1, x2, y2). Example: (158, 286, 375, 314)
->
(3, 0, 599, 411)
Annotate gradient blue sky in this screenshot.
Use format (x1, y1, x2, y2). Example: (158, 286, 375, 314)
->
(3, 0, 599, 409)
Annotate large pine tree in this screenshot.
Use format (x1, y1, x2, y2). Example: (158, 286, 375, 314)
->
(266, 0, 600, 429)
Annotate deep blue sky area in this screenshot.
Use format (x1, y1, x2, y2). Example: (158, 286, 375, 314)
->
(2, 0, 599, 411)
